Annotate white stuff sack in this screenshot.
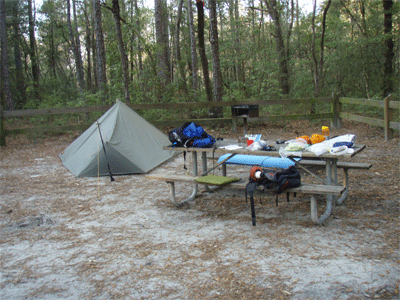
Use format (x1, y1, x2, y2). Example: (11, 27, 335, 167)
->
(307, 134, 357, 156)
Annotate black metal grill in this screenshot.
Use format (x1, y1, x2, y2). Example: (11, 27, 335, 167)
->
(231, 105, 259, 118)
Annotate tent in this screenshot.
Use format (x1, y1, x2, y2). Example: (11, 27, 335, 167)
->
(59, 101, 174, 177)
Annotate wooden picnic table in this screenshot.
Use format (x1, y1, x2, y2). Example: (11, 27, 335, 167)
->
(151, 139, 367, 224)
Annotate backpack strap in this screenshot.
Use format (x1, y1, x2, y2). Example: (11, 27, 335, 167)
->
(183, 151, 187, 170)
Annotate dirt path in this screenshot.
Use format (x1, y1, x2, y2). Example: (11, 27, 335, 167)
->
(0, 120, 399, 299)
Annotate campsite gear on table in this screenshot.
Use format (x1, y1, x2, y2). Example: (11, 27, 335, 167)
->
(246, 134, 262, 146)
(168, 122, 216, 170)
(245, 166, 301, 226)
(322, 126, 330, 139)
(263, 145, 276, 151)
(297, 135, 312, 145)
(59, 101, 174, 177)
(333, 141, 354, 148)
(329, 146, 355, 156)
(279, 139, 309, 159)
(168, 122, 216, 148)
(246, 140, 267, 151)
(310, 134, 326, 144)
(306, 134, 357, 156)
(217, 154, 295, 169)
(285, 139, 308, 152)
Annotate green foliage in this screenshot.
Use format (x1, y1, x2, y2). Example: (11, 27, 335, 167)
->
(3, 0, 397, 113)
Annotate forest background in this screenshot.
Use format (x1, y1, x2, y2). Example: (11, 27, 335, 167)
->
(0, 0, 398, 119)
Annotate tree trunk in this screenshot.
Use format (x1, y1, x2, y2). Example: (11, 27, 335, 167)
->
(264, 0, 290, 95)
(73, 0, 85, 90)
(188, 0, 198, 93)
(129, 3, 135, 81)
(175, 0, 188, 95)
(134, 0, 143, 74)
(49, 21, 57, 78)
(196, 0, 213, 103)
(28, 0, 40, 101)
(382, 0, 394, 97)
(93, 0, 107, 99)
(155, 0, 171, 95)
(91, 7, 98, 92)
(11, 0, 26, 108)
(209, 0, 223, 117)
(286, 0, 294, 60)
(228, 1, 237, 82)
(260, 0, 265, 38)
(0, 0, 14, 110)
(234, 0, 244, 83)
(111, 0, 131, 103)
(311, 0, 331, 99)
(83, 3, 92, 92)
(67, 0, 85, 92)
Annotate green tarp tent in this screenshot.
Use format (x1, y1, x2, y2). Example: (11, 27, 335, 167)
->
(59, 101, 174, 177)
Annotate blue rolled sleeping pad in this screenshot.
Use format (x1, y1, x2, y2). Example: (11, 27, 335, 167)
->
(217, 154, 295, 169)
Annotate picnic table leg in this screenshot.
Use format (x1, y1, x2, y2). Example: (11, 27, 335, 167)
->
(310, 194, 333, 224)
(167, 151, 199, 207)
(329, 158, 350, 206)
(201, 152, 213, 193)
(222, 164, 227, 176)
(332, 159, 338, 185)
(310, 158, 335, 224)
(326, 158, 334, 203)
(201, 151, 221, 193)
(335, 168, 349, 205)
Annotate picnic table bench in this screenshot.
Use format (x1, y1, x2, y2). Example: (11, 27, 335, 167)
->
(145, 140, 369, 226)
(219, 156, 372, 206)
(146, 173, 346, 225)
(292, 160, 372, 205)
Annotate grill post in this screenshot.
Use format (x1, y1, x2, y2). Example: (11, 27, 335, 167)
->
(231, 105, 259, 134)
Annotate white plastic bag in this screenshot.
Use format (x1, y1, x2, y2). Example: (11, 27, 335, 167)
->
(306, 140, 331, 156)
(306, 134, 357, 156)
(246, 140, 267, 151)
(278, 139, 307, 158)
(329, 146, 355, 155)
(285, 138, 308, 151)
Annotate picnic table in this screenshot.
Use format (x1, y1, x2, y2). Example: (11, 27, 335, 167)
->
(146, 139, 369, 225)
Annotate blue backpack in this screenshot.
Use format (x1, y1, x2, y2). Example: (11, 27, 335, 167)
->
(168, 122, 216, 148)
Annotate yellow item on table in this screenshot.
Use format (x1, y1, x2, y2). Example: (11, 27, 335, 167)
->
(322, 126, 330, 138)
(310, 133, 326, 144)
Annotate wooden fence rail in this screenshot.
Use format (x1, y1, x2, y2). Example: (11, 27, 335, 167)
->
(336, 94, 399, 140)
(0, 95, 398, 146)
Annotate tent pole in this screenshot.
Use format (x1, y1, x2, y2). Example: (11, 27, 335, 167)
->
(97, 122, 115, 182)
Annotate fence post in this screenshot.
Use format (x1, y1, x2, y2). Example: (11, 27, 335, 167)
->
(384, 94, 393, 141)
(0, 105, 5, 146)
(331, 93, 341, 129)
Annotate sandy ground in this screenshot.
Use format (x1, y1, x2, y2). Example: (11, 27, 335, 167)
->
(0, 120, 399, 300)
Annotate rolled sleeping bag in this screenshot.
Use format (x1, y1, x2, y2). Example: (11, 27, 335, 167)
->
(217, 154, 295, 169)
